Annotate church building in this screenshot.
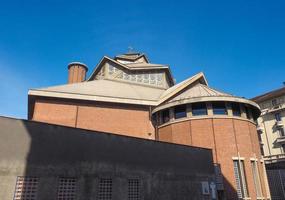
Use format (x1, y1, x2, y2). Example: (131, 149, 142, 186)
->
(27, 52, 271, 200)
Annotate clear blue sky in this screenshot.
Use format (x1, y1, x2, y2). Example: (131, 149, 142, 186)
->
(0, 0, 285, 119)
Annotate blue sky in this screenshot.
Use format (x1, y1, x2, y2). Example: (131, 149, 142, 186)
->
(0, 0, 285, 119)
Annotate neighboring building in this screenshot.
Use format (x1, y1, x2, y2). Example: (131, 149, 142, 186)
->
(0, 116, 215, 200)
(252, 86, 285, 167)
(252, 86, 285, 200)
(27, 51, 271, 199)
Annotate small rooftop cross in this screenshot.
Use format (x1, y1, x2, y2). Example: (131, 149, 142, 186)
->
(128, 46, 134, 53)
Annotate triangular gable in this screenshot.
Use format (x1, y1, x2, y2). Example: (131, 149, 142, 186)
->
(87, 56, 175, 85)
(158, 72, 208, 105)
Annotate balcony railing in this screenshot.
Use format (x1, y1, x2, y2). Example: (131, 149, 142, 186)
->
(276, 121, 284, 128)
(276, 136, 285, 144)
(264, 154, 285, 164)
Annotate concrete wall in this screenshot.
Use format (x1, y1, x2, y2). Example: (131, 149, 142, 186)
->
(158, 117, 270, 200)
(0, 116, 215, 200)
(30, 98, 155, 139)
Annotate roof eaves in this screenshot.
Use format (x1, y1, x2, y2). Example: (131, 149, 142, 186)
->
(28, 89, 159, 106)
(251, 87, 285, 102)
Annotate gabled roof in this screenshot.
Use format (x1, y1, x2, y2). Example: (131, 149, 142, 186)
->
(158, 72, 208, 104)
(87, 56, 175, 85)
(165, 83, 233, 104)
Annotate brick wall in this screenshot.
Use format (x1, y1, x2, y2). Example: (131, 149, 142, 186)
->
(158, 118, 268, 200)
(32, 98, 155, 139)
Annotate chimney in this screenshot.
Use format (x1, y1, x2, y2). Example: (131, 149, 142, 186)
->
(67, 62, 88, 84)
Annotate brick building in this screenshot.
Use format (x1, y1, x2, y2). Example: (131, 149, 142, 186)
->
(28, 52, 271, 199)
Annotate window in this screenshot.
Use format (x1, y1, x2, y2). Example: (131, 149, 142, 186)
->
(275, 113, 282, 122)
(280, 128, 285, 137)
(162, 109, 170, 123)
(272, 99, 278, 106)
(57, 178, 77, 200)
(174, 105, 187, 119)
(251, 161, 262, 198)
(150, 74, 156, 84)
(212, 102, 228, 115)
(233, 160, 249, 199)
(282, 144, 285, 153)
(260, 147, 265, 156)
(128, 179, 140, 200)
(232, 103, 241, 117)
(97, 178, 112, 200)
(156, 73, 163, 86)
(123, 72, 130, 80)
(244, 106, 251, 119)
(14, 176, 38, 200)
(108, 65, 114, 75)
(192, 102, 207, 116)
(136, 74, 142, 82)
(131, 73, 136, 81)
(143, 73, 149, 83)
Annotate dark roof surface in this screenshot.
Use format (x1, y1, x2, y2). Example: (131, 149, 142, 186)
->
(252, 86, 285, 102)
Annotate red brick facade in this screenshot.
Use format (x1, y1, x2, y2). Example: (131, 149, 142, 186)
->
(31, 98, 155, 139)
(158, 118, 268, 199)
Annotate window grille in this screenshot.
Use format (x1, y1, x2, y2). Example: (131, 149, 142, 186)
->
(131, 74, 136, 81)
(97, 178, 112, 200)
(251, 161, 263, 198)
(233, 160, 249, 199)
(136, 74, 142, 82)
(128, 179, 140, 200)
(57, 178, 77, 200)
(13, 176, 39, 200)
(108, 65, 114, 75)
(143, 74, 149, 83)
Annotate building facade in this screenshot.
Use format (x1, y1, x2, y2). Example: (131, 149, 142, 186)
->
(28, 52, 271, 199)
(252, 86, 285, 167)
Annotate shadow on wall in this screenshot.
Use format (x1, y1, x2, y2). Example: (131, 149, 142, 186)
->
(0, 116, 219, 200)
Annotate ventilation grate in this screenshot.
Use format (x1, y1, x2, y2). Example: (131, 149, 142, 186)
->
(13, 176, 39, 200)
(97, 178, 112, 200)
(128, 179, 140, 200)
(57, 177, 77, 200)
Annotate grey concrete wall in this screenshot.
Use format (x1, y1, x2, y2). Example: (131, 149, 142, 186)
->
(0, 116, 215, 200)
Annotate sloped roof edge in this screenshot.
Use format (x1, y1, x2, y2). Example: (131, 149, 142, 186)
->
(115, 53, 150, 63)
(28, 89, 158, 106)
(157, 72, 208, 105)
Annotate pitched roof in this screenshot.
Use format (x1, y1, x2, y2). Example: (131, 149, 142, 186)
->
(165, 83, 233, 104)
(251, 86, 285, 103)
(29, 79, 165, 106)
(158, 72, 208, 104)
